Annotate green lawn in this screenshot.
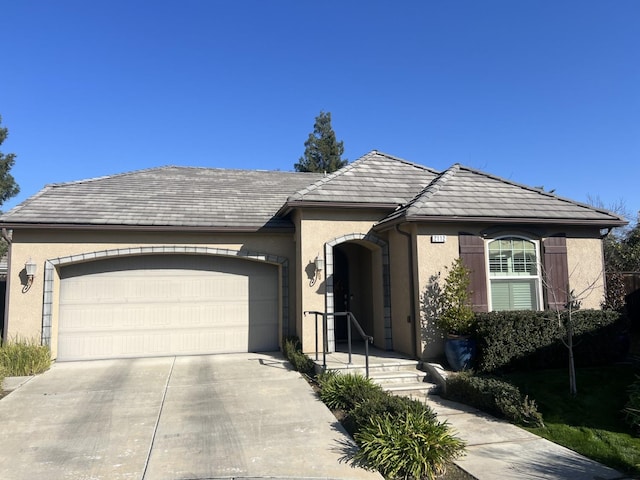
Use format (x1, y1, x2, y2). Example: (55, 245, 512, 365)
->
(506, 365, 640, 476)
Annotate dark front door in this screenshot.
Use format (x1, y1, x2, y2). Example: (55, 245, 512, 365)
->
(333, 247, 350, 342)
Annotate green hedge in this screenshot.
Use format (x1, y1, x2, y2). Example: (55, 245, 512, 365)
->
(474, 309, 626, 373)
(445, 372, 544, 428)
(624, 375, 640, 435)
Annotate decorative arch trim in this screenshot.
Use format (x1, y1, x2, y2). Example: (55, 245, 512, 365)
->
(41, 246, 289, 347)
(323, 232, 392, 352)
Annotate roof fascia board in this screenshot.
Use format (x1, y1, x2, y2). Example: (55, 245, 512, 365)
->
(281, 200, 399, 212)
(375, 215, 627, 231)
(0, 223, 295, 234)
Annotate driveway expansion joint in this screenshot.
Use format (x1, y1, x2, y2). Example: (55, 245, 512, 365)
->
(141, 355, 176, 480)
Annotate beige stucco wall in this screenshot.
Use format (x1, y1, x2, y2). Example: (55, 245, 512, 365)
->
(387, 226, 417, 357)
(4, 229, 297, 358)
(412, 224, 607, 360)
(296, 208, 386, 353)
(566, 236, 606, 309)
(4, 220, 608, 362)
(415, 225, 462, 359)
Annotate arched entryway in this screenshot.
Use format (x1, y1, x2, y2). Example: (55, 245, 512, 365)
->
(324, 233, 391, 352)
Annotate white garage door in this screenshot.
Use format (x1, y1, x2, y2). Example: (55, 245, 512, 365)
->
(58, 255, 279, 361)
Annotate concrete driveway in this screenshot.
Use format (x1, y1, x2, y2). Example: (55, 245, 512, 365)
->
(0, 353, 382, 480)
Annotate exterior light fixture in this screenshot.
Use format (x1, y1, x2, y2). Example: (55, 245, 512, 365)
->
(309, 254, 324, 287)
(23, 258, 37, 293)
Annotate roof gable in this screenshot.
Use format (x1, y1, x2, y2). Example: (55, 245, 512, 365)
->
(285, 151, 438, 206)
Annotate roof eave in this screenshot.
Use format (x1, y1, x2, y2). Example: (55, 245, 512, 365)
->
(279, 200, 400, 216)
(374, 215, 628, 231)
(0, 222, 295, 234)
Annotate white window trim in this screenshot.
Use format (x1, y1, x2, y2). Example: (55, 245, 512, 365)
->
(485, 236, 544, 312)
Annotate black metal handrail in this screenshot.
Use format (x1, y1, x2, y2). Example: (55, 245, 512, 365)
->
(303, 310, 373, 377)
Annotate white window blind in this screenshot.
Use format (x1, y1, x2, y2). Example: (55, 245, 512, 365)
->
(488, 237, 541, 311)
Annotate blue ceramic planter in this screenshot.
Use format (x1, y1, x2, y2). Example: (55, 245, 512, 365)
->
(444, 336, 476, 371)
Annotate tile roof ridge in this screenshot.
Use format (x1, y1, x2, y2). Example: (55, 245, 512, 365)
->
(46, 165, 314, 189)
(286, 153, 369, 201)
(457, 164, 627, 222)
(2, 166, 181, 218)
(45, 165, 181, 188)
(370, 150, 440, 173)
(406, 163, 460, 215)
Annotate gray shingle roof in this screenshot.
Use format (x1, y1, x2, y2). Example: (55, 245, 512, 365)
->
(0, 152, 626, 231)
(379, 164, 626, 227)
(0, 167, 323, 230)
(286, 151, 438, 206)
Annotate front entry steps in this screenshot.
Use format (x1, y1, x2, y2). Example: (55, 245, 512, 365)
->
(313, 345, 440, 397)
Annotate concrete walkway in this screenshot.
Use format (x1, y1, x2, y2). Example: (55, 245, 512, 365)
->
(2, 351, 633, 480)
(423, 394, 629, 480)
(0, 353, 381, 480)
(321, 348, 632, 480)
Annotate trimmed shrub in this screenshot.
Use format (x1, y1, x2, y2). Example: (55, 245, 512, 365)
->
(353, 410, 466, 480)
(282, 336, 316, 376)
(475, 309, 625, 373)
(624, 375, 640, 435)
(445, 372, 544, 428)
(317, 371, 382, 411)
(0, 339, 51, 376)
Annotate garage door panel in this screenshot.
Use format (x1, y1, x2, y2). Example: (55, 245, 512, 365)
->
(58, 255, 279, 361)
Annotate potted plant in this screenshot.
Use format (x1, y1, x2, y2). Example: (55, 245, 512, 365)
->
(437, 258, 476, 371)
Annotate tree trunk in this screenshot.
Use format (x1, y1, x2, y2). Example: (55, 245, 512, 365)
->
(567, 311, 577, 397)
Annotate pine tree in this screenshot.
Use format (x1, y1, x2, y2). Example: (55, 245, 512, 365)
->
(0, 115, 20, 257)
(294, 111, 347, 173)
(0, 115, 20, 207)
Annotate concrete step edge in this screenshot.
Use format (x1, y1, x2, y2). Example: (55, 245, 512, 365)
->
(370, 373, 429, 385)
(383, 383, 440, 393)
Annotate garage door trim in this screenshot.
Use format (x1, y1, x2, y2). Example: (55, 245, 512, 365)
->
(42, 246, 289, 348)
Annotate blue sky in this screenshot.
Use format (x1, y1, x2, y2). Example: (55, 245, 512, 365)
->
(1, 1, 638, 221)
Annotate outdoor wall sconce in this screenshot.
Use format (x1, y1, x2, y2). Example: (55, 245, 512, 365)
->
(309, 254, 324, 287)
(23, 258, 37, 293)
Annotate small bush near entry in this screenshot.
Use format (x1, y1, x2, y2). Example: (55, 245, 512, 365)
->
(347, 390, 436, 435)
(317, 371, 382, 411)
(0, 339, 51, 376)
(624, 375, 640, 435)
(354, 410, 466, 480)
(282, 336, 316, 376)
(445, 372, 544, 428)
(316, 370, 466, 477)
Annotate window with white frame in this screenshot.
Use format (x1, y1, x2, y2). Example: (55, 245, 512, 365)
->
(488, 237, 542, 311)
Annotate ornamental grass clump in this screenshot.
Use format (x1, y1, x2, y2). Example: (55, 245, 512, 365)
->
(347, 390, 436, 435)
(353, 410, 466, 480)
(317, 371, 382, 411)
(0, 338, 51, 376)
